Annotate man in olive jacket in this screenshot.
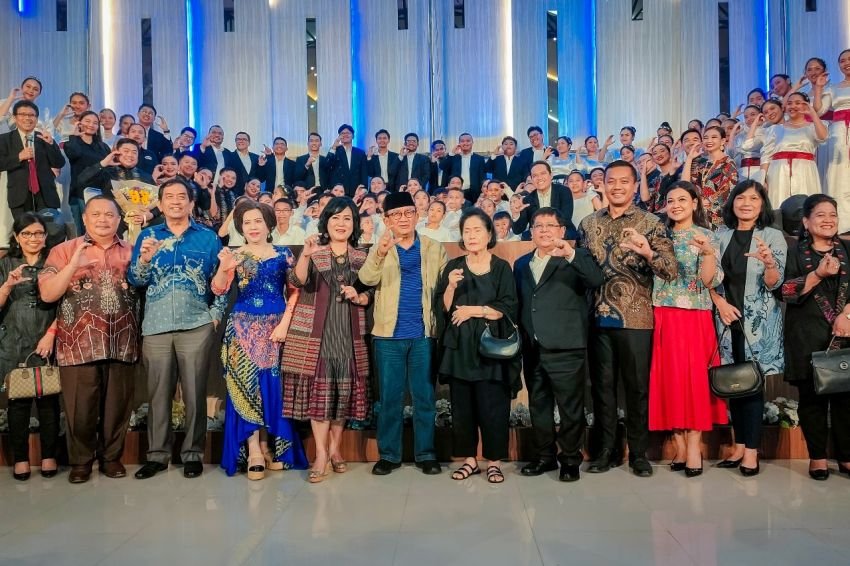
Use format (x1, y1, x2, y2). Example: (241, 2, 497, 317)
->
(359, 192, 447, 476)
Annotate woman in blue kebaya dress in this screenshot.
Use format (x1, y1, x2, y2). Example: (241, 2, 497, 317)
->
(212, 199, 308, 479)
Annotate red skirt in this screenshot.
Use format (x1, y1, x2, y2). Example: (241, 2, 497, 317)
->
(649, 306, 728, 431)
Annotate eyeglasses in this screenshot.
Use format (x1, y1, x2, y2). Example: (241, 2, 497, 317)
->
(235, 137, 249, 142)
(19, 231, 46, 239)
(15, 112, 37, 118)
(531, 223, 561, 231)
(387, 209, 416, 220)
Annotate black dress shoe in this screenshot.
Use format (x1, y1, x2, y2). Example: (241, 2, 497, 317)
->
(559, 464, 580, 482)
(134, 461, 168, 480)
(183, 461, 204, 478)
(371, 459, 402, 476)
(587, 449, 613, 474)
(40, 469, 58, 479)
(809, 468, 830, 481)
(631, 457, 653, 477)
(13, 470, 31, 481)
(739, 463, 760, 477)
(669, 461, 686, 472)
(416, 460, 442, 475)
(716, 458, 743, 469)
(521, 461, 559, 476)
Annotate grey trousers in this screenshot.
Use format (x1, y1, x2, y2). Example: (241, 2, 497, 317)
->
(142, 323, 216, 464)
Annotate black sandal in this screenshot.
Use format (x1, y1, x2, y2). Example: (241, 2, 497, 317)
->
(451, 462, 481, 480)
(487, 465, 505, 484)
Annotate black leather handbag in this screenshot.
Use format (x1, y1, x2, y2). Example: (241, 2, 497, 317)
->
(478, 313, 521, 360)
(811, 336, 850, 395)
(708, 321, 764, 399)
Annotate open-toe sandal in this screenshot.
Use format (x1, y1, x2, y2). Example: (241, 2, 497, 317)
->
(487, 465, 505, 484)
(451, 462, 481, 480)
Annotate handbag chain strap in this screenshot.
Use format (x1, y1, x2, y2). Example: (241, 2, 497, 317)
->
(712, 318, 757, 363)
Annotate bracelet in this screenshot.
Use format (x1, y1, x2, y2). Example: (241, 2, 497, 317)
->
(46, 327, 56, 335)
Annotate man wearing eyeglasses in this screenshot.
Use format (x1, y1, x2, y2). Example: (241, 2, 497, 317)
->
(224, 131, 260, 195)
(0, 100, 65, 219)
(359, 191, 447, 476)
(514, 207, 604, 482)
(511, 161, 575, 240)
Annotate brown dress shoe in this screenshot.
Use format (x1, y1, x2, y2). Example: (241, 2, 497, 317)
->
(100, 461, 127, 478)
(68, 465, 92, 484)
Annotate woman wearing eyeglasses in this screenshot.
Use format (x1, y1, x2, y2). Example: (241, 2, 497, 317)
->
(282, 197, 373, 483)
(0, 213, 59, 480)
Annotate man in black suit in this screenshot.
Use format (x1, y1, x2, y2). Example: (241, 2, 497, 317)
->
(514, 207, 604, 482)
(486, 136, 526, 190)
(518, 125, 548, 171)
(395, 132, 431, 189)
(0, 101, 65, 218)
(137, 103, 172, 161)
(440, 133, 487, 203)
(366, 129, 401, 192)
(224, 131, 260, 196)
(126, 124, 159, 175)
(328, 124, 367, 196)
(428, 139, 448, 191)
(294, 132, 333, 190)
(259, 136, 295, 192)
(512, 161, 576, 239)
(195, 125, 227, 177)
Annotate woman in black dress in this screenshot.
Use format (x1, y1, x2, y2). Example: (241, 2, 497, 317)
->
(0, 213, 59, 480)
(782, 194, 850, 480)
(63, 110, 110, 234)
(435, 209, 520, 484)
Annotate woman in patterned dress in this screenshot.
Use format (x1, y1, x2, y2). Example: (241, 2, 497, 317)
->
(212, 199, 307, 479)
(683, 126, 739, 230)
(281, 197, 373, 483)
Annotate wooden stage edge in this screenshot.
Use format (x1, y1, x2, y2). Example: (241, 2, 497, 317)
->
(0, 425, 814, 466)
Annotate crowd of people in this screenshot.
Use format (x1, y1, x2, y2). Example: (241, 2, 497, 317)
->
(0, 48, 849, 486)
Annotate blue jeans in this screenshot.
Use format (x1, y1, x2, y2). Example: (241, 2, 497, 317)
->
(374, 337, 436, 463)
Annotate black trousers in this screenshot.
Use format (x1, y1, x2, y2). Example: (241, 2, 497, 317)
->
(524, 345, 586, 466)
(728, 327, 763, 449)
(589, 327, 652, 459)
(8, 394, 60, 464)
(10, 191, 48, 219)
(796, 379, 850, 461)
(449, 378, 510, 461)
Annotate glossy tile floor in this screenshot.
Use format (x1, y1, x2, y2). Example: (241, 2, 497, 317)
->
(1, 460, 849, 565)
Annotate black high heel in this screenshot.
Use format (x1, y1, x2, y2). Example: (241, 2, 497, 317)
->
(669, 461, 686, 472)
(740, 460, 760, 477)
(685, 457, 703, 478)
(716, 457, 743, 469)
(809, 468, 829, 481)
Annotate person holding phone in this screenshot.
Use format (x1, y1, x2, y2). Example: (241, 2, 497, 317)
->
(359, 191, 448, 476)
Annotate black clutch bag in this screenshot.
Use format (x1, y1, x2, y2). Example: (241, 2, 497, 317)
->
(708, 321, 764, 399)
(811, 336, 850, 395)
(478, 313, 521, 360)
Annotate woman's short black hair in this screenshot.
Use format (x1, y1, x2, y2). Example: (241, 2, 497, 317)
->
(458, 208, 497, 250)
(722, 179, 774, 230)
(9, 212, 48, 259)
(747, 87, 767, 100)
(680, 128, 702, 143)
(233, 199, 276, 239)
(318, 196, 361, 247)
(802, 193, 838, 220)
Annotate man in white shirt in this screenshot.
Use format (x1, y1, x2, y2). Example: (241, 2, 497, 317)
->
(259, 136, 295, 192)
(366, 129, 400, 191)
(441, 188, 465, 241)
(197, 125, 227, 182)
(224, 131, 260, 195)
(441, 133, 486, 203)
(518, 125, 547, 167)
(271, 197, 306, 245)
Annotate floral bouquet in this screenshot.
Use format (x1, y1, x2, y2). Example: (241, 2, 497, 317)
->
(111, 179, 159, 244)
(764, 397, 799, 428)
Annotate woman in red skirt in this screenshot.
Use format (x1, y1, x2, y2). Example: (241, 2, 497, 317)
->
(649, 181, 728, 477)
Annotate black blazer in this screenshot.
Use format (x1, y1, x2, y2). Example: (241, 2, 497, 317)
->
(194, 144, 226, 172)
(429, 158, 448, 192)
(512, 183, 576, 239)
(396, 153, 431, 189)
(514, 249, 604, 351)
(367, 151, 401, 191)
(0, 131, 65, 209)
(136, 148, 159, 175)
(147, 128, 173, 161)
(329, 146, 368, 196)
(441, 153, 487, 202)
(224, 150, 261, 196)
(517, 147, 543, 170)
(76, 163, 155, 200)
(260, 156, 296, 190)
(485, 155, 527, 190)
(294, 153, 334, 189)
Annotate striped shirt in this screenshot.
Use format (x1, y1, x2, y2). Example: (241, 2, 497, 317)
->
(392, 237, 425, 339)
